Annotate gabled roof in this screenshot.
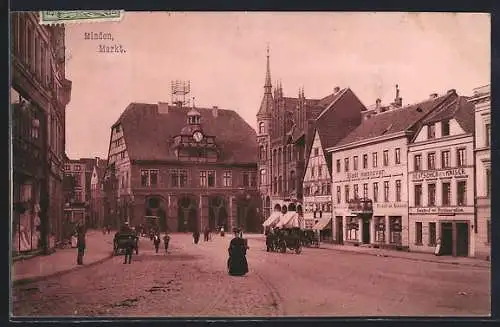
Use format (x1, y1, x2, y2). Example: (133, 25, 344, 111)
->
(420, 96, 475, 134)
(113, 103, 257, 164)
(334, 91, 458, 148)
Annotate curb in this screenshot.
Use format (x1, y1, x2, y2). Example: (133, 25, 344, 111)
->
(13, 252, 115, 287)
(318, 246, 490, 269)
(251, 237, 490, 269)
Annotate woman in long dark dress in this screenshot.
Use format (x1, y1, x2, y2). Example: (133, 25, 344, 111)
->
(227, 229, 249, 276)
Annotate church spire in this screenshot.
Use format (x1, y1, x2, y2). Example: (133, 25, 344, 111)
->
(257, 45, 274, 118)
(264, 44, 272, 93)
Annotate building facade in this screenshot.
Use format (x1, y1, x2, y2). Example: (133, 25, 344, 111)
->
(408, 95, 475, 257)
(302, 129, 333, 237)
(104, 101, 260, 233)
(256, 48, 366, 220)
(327, 89, 460, 250)
(63, 158, 98, 235)
(11, 12, 72, 254)
(89, 158, 106, 229)
(469, 85, 491, 260)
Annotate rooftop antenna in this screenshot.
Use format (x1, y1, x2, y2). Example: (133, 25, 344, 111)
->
(171, 80, 191, 107)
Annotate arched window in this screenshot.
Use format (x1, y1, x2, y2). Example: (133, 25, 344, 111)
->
(259, 122, 265, 134)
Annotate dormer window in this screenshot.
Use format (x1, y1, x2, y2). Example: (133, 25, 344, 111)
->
(427, 124, 436, 139)
(441, 120, 450, 136)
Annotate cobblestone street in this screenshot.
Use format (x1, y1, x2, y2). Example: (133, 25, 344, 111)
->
(12, 233, 490, 317)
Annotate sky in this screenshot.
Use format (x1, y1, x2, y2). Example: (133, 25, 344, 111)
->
(64, 12, 490, 159)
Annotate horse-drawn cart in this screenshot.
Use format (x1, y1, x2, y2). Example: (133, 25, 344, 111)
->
(113, 231, 139, 256)
(266, 227, 303, 254)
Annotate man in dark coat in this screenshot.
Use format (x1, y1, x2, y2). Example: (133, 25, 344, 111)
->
(227, 228, 249, 276)
(123, 234, 134, 264)
(76, 227, 86, 265)
(153, 233, 161, 253)
(193, 229, 200, 244)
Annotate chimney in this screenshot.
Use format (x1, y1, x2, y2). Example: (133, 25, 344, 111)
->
(429, 93, 438, 99)
(212, 106, 218, 117)
(158, 101, 169, 114)
(394, 84, 402, 107)
(334, 86, 340, 93)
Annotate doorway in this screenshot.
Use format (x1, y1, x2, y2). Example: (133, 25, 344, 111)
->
(336, 217, 343, 244)
(440, 222, 453, 255)
(362, 219, 370, 244)
(456, 222, 469, 257)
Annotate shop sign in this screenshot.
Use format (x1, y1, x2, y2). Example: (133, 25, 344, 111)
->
(375, 202, 408, 209)
(409, 206, 473, 215)
(411, 168, 468, 181)
(346, 169, 385, 181)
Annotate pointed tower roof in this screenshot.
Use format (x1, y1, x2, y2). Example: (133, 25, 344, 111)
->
(257, 45, 273, 118)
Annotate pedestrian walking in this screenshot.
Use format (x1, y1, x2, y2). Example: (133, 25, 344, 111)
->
(220, 226, 225, 237)
(123, 235, 134, 264)
(153, 233, 161, 253)
(76, 228, 86, 265)
(163, 234, 170, 253)
(227, 228, 249, 276)
(193, 230, 200, 244)
(203, 226, 210, 242)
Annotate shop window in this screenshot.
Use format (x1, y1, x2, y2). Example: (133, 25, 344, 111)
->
(346, 217, 358, 241)
(415, 222, 423, 245)
(428, 222, 437, 246)
(389, 216, 402, 245)
(442, 182, 451, 206)
(374, 216, 385, 243)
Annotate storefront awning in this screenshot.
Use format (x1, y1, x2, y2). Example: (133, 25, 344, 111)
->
(275, 212, 300, 228)
(262, 211, 281, 227)
(313, 216, 332, 230)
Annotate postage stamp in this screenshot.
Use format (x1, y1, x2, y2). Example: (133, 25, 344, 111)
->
(39, 10, 124, 25)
